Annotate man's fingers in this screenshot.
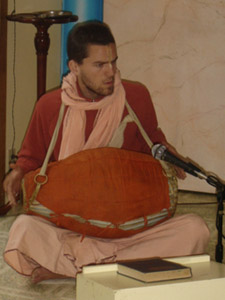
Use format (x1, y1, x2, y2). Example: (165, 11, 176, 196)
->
(175, 167, 187, 180)
(7, 191, 17, 207)
(5, 180, 18, 206)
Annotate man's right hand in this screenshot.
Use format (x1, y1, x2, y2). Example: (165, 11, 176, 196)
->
(3, 165, 24, 207)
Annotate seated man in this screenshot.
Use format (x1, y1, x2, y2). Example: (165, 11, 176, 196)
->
(3, 21, 210, 284)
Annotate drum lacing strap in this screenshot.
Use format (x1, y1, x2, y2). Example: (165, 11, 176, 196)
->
(108, 100, 155, 149)
(124, 100, 173, 177)
(125, 101, 153, 149)
(27, 103, 66, 205)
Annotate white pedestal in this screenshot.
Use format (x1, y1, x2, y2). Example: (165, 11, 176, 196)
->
(76, 255, 225, 300)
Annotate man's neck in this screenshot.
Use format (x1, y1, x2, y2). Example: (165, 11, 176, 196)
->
(76, 81, 103, 102)
(76, 80, 104, 102)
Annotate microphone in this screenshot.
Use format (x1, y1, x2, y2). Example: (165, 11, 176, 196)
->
(151, 144, 207, 178)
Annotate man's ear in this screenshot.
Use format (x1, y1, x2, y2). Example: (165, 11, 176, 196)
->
(68, 60, 80, 75)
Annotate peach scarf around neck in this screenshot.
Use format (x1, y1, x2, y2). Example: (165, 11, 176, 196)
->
(58, 70, 126, 160)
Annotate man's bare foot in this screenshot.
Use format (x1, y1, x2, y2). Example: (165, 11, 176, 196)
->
(31, 267, 70, 284)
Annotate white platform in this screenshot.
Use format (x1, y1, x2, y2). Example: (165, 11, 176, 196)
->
(76, 255, 225, 300)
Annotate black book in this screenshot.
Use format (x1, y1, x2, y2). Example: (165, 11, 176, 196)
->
(117, 257, 192, 283)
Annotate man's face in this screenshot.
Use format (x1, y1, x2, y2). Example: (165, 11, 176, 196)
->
(69, 43, 118, 100)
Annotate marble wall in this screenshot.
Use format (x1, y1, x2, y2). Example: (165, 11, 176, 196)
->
(104, 0, 225, 193)
(6, 0, 225, 193)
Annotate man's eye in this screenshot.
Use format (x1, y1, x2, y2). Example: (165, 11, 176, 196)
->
(95, 63, 103, 68)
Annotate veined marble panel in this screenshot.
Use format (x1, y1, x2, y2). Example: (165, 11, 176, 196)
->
(104, 0, 225, 192)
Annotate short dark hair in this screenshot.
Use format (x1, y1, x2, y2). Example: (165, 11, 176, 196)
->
(67, 20, 115, 64)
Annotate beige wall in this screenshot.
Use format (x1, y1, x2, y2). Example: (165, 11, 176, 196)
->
(104, 0, 225, 193)
(6, 0, 62, 169)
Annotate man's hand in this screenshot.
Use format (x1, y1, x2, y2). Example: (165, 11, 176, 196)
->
(162, 142, 187, 180)
(3, 165, 24, 207)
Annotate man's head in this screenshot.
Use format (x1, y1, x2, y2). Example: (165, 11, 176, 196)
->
(67, 21, 118, 100)
(67, 20, 115, 64)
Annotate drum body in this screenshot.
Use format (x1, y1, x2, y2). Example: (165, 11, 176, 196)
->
(22, 148, 178, 238)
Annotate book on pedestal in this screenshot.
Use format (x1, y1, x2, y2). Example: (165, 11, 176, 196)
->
(117, 257, 192, 283)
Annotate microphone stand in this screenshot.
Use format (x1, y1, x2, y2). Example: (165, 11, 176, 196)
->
(204, 175, 225, 263)
(183, 166, 224, 263)
(151, 144, 224, 262)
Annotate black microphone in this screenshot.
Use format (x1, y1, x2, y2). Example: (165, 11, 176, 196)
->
(151, 144, 206, 178)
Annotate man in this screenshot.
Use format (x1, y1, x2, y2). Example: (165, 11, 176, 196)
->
(3, 21, 210, 283)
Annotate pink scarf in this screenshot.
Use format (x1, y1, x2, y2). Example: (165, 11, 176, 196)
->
(58, 71, 126, 160)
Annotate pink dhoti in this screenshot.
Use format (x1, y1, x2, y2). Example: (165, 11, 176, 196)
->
(4, 213, 210, 278)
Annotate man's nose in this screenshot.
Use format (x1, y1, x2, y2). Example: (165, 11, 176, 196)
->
(105, 63, 116, 76)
